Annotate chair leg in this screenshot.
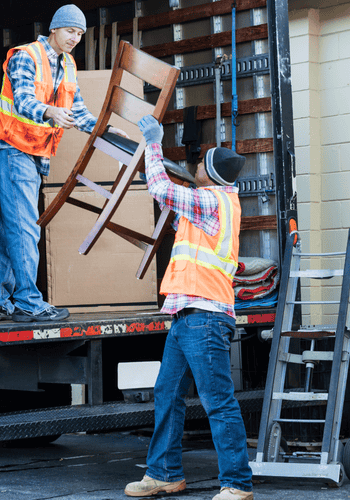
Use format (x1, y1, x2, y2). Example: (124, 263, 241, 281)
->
(136, 207, 175, 280)
(37, 178, 78, 228)
(78, 139, 146, 255)
(37, 140, 97, 228)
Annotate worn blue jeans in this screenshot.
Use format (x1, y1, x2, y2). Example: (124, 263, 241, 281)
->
(146, 311, 253, 492)
(0, 147, 50, 314)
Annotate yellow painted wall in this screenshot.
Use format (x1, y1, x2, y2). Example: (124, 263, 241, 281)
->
(289, 3, 350, 325)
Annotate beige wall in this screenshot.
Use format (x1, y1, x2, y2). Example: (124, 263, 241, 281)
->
(289, 4, 350, 324)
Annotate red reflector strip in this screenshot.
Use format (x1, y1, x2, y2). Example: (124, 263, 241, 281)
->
(126, 321, 167, 333)
(85, 326, 102, 336)
(61, 327, 84, 337)
(0, 330, 34, 342)
(247, 313, 276, 324)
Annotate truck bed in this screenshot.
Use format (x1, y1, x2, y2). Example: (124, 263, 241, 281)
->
(0, 308, 273, 441)
(0, 308, 276, 345)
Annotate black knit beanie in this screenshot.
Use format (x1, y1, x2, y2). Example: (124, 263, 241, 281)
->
(204, 147, 245, 186)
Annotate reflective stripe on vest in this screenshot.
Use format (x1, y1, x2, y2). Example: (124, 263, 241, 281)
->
(63, 52, 77, 82)
(27, 43, 43, 81)
(170, 191, 238, 280)
(0, 94, 50, 128)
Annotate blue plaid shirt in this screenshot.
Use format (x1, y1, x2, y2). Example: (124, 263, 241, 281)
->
(145, 143, 239, 318)
(0, 35, 97, 175)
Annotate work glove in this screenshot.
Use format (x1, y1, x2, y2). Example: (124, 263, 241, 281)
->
(138, 115, 164, 146)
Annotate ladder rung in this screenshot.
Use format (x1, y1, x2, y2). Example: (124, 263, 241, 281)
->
(279, 351, 334, 364)
(273, 392, 328, 401)
(281, 331, 335, 338)
(275, 419, 326, 424)
(286, 300, 340, 305)
(295, 251, 346, 257)
(290, 269, 343, 279)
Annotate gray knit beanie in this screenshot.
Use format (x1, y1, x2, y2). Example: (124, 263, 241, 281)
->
(204, 147, 245, 186)
(49, 4, 87, 33)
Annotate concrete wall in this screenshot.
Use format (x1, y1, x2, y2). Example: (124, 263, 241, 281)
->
(289, 3, 350, 325)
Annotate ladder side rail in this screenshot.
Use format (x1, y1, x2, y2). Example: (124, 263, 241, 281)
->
(266, 241, 301, 445)
(281, 244, 301, 333)
(328, 334, 350, 464)
(256, 232, 299, 460)
(266, 241, 302, 439)
(321, 229, 350, 461)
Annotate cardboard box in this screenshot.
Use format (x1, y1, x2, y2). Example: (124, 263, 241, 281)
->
(45, 70, 144, 185)
(43, 186, 157, 313)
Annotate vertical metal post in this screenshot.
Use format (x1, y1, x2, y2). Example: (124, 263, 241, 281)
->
(33, 23, 43, 40)
(215, 58, 222, 147)
(304, 339, 315, 392)
(213, 2, 225, 147)
(173, 11, 185, 170)
(231, 2, 237, 151)
(173, 19, 184, 128)
(99, 7, 109, 26)
(266, 0, 297, 258)
(87, 339, 103, 405)
(3, 29, 12, 48)
(252, 7, 272, 260)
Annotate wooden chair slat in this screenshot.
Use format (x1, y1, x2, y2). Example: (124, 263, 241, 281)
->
(120, 43, 175, 88)
(109, 87, 155, 124)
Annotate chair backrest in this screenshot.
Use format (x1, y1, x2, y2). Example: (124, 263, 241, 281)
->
(96, 40, 180, 135)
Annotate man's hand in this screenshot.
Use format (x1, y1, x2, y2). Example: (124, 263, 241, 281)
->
(44, 106, 75, 129)
(138, 115, 164, 146)
(107, 126, 130, 139)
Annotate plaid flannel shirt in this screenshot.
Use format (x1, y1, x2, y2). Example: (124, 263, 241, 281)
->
(145, 143, 239, 318)
(0, 35, 97, 176)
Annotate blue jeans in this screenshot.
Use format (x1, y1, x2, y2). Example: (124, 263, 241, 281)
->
(0, 147, 50, 314)
(146, 311, 252, 492)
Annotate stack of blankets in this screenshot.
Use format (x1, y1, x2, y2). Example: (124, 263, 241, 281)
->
(233, 257, 279, 308)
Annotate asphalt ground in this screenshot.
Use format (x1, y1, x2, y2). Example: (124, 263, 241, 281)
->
(0, 431, 349, 500)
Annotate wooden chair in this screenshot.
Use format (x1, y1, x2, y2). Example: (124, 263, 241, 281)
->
(37, 40, 194, 279)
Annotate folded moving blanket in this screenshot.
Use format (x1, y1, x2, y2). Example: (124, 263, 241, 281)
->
(235, 290, 279, 309)
(233, 257, 279, 301)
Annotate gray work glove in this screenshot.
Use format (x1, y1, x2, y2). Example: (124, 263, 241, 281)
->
(138, 115, 164, 146)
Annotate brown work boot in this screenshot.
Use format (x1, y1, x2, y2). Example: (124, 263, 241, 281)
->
(212, 487, 254, 500)
(124, 475, 186, 497)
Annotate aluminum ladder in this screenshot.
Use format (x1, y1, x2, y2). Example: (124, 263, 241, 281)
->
(249, 229, 350, 486)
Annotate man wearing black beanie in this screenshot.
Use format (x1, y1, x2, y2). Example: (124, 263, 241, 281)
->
(124, 115, 253, 500)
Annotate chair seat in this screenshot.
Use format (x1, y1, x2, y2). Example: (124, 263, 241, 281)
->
(102, 132, 195, 184)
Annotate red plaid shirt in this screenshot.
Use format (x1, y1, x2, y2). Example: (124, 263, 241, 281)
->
(145, 143, 239, 318)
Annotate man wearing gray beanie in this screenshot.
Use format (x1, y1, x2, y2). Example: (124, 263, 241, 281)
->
(124, 115, 253, 500)
(0, 5, 125, 323)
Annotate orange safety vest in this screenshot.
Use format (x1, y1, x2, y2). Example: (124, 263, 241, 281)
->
(0, 40, 77, 158)
(160, 187, 241, 305)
